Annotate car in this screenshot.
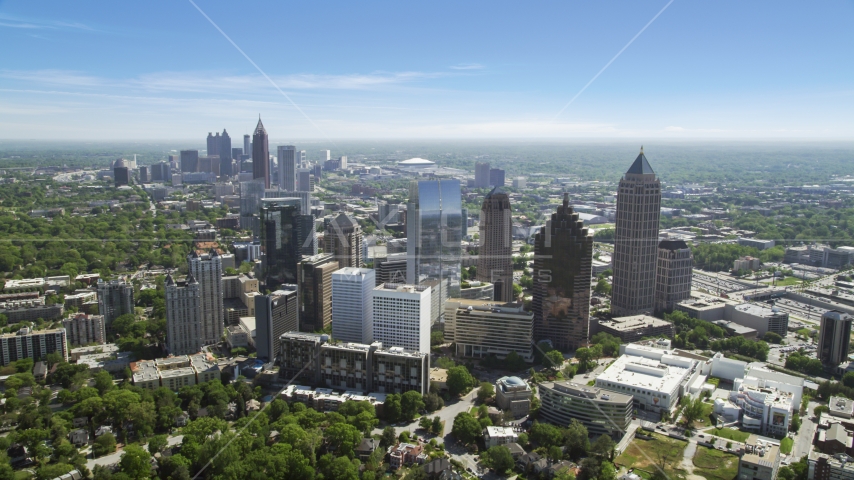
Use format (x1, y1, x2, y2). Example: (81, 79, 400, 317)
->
(698, 434, 705, 438)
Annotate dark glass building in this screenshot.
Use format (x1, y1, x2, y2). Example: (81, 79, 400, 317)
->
(180, 150, 199, 173)
(252, 118, 270, 188)
(261, 197, 315, 290)
(532, 193, 593, 351)
(219, 129, 232, 177)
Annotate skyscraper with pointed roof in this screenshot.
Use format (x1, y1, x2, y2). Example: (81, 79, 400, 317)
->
(252, 117, 270, 188)
(532, 193, 593, 350)
(165, 273, 202, 355)
(324, 213, 363, 268)
(611, 147, 662, 316)
(188, 249, 224, 345)
(476, 187, 514, 302)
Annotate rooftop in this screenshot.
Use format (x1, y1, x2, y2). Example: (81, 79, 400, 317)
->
(599, 315, 672, 332)
(541, 381, 632, 404)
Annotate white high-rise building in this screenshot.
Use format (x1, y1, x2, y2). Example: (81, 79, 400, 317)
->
(372, 283, 432, 353)
(188, 250, 223, 346)
(165, 274, 202, 355)
(277, 145, 297, 192)
(332, 267, 375, 343)
(319, 150, 331, 162)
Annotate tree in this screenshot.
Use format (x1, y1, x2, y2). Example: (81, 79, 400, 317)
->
(380, 426, 397, 448)
(545, 350, 565, 371)
(451, 412, 481, 445)
(814, 405, 830, 418)
(792, 413, 802, 433)
(530, 422, 563, 448)
(431, 416, 443, 435)
(424, 392, 444, 412)
(383, 394, 402, 422)
(548, 445, 564, 462)
(119, 445, 151, 480)
(599, 461, 617, 480)
(419, 416, 432, 430)
(591, 435, 616, 461)
(147, 434, 169, 455)
(763, 332, 783, 344)
(93, 432, 117, 457)
(594, 278, 611, 296)
(564, 419, 591, 459)
(325, 422, 362, 458)
(484, 445, 514, 474)
(93, 370, 115, 395)
(446, 366, 475, 397)
(477, 382, 495, 404)
(843, 372, 854, 388)
(400, 390, 425, 421)
(681, 397, 706, 428)
(430, 331, 444, 346)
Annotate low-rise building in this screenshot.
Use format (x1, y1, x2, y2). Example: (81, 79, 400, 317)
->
(810, 452, 854, 480)
(226, 325, 250, 349)
(495, 376, 532, 418)
(0, 297, 64, 323)
(738, 437, 780, 480)
(594, 315, 674, 343)
(483, 426, 519, 448)
(733, 256, 762, 272)
(131, 353, 220, 390)
(444, 299, 534, 362)
(388, 443, 426, 470)
(539, 381, 633, 437)
(738, 238, 775, 251)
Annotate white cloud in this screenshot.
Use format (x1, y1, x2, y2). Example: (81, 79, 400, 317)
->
(0, 13, 93, 31)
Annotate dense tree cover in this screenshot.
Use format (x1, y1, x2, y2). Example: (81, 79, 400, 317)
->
(477, 382, 495, 404)
(843, 372, 854, 388)
(590, 333, 621, 357)
(446, 365, 476, 397)
(785, 351, 824, 375)
(816, 379, 854, 401)
(665, 311, 769, 361)
(0, 181, 231, 279)
(481, 445, 514, 474)
(451, 412, 481, 445)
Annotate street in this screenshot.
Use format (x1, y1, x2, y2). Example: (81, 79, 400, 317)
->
(86, 434, 183, 471)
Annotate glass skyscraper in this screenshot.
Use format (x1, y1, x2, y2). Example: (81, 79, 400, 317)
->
(261, 197, 315, 290)
(406, 179, 462, 321)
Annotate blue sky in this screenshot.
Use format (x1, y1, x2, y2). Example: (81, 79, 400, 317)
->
(0, 0, 852, 140)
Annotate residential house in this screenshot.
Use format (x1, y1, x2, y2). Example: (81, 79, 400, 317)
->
(355, 437, 379, 461)
(388, 443, 426, 470)
(69, 429, 89, 447)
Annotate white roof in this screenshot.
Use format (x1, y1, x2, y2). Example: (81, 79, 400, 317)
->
(597, 352, 693, 396)
(398, 158, 435, 166)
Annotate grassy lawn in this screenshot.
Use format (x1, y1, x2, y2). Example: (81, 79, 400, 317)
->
(615, 433, 688, 480)
(705, 427, 751, 442)
(781, 437, 794, 454)
(694, 401, 715, 428)
(693, 446, 739, 480)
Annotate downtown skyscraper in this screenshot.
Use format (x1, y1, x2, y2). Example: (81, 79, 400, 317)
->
(277, 145, 297, 191)
(188, 250, 224, 346)
(532, 193, 593, 351)
(252, 117, 270, 188)
(261, 197, 316, 290)
(476, 188, 514, 302)
(406, 179, 462, 322)
(165, 273, 202, 355)
(611, 148, 661, 316)
(324, 213, 363, 269)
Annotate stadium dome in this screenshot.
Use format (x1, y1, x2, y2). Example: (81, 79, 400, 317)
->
(397, 157, 435, 167)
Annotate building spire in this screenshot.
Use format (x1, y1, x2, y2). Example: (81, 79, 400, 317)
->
(640, 145, 644, 155)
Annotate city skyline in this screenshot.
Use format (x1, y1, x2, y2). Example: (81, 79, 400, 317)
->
(1, 1, 852, 140)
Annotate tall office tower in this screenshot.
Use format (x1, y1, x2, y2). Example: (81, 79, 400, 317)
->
(297, 168, 313, 192)
(297, 253, 339, 333)
(96, 279, 134, 335)
(231, 147, 243, 160)
(252, 117, 270, 188)
(180, 150, 199, 173)
(475, 162, 491, 188)
(277, 145, 297, 191)
(461, 208, 468, 237)
(476, 188, 514, 302)
(374, 253, 408, 286)
(319, 150, 330, 163)
(139, 166, 149, 183)
(406, 179, 462, 322)
(372, 283, 432, 353)
(255, 286, 298, 361)
(239, 179, 266, 237)
(489, 168, 506, 187)
(206, 132, 219, 157)
(532, 193, 593, 351)
(611, 148, 661, 316)
(818, 311, 853, 366)
(261, 197, 315, 290)
(654, 240, 693, 314)
(219, 129, 232, 177)
(332, 267, 376, 343)
(164, 273, 202, 355)
(243, 134, 250, 154)
(188, 250, 224, 346)
(151, 162, 170, 182)
(297, 150, 307, 167)
(339, 156, 347, 169)
(114, 167, 130, 187)
(325, 213, 363, 268)
(378, 201, 400, 226)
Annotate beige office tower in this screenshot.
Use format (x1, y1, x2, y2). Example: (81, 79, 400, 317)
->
(654, 240, 693, 314)
(297, 253, 339, 333)
(324, 213, 363, 268)
(611, 147, 661, 316)
(476, 188, 514, 302)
